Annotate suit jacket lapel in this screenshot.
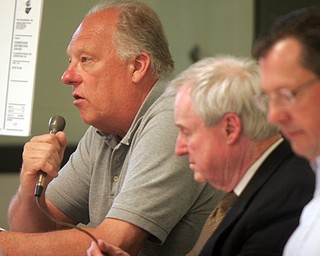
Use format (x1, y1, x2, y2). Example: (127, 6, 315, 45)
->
(201, 140, 293, 255)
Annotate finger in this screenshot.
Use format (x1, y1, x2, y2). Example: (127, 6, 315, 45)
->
(87, 241, 103, 256)
(98, 240, 130, 256)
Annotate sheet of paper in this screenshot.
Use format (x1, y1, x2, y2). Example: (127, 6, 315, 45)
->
(0, 0, 43, 136)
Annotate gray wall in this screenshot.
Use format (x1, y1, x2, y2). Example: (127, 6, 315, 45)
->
(0, 0, 254, 230)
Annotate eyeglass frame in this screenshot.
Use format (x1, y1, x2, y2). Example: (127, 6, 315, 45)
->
(253, 77, 319, 112)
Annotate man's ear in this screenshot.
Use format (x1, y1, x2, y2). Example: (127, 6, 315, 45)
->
(223, 113, 242, 144)
(131, 52, 151, 83)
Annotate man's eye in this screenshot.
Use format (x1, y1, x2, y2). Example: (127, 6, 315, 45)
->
(181, 129, 191, 137)
(81, 57, 90, 62)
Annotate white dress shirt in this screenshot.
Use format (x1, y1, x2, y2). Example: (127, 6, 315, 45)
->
(283, 156, 320, 256)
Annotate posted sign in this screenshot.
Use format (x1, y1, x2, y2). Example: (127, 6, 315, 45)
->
(0, 0, 43, 136)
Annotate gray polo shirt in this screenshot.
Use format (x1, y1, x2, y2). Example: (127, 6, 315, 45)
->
(47, 81, 220, 255)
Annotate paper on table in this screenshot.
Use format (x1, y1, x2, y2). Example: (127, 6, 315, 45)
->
(0, 0, 43, 136)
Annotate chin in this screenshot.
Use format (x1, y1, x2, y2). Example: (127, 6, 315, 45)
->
(193, 173, 207, 183)
(291, 143, 313, 161)
(80, 117, 92, 126)
(79, 113, 95, 125)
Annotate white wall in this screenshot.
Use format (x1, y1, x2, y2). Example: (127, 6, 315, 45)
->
(0, 0, 254, 229)
(153, 0, 254, 72)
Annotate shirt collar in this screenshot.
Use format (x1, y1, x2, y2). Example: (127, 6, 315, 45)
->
(96, 80, 168, 148)
(311, 156, 320, 171)
(312, 156, 320, 196)
(234, 137, 284, 196)
(121, 80, 167, 145)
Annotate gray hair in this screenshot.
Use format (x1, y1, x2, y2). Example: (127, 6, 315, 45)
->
(168, 56, 279, 140)
(87, 0, 174, 79)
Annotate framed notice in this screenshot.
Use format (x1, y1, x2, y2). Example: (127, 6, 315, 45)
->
(0, 0, 43, 136)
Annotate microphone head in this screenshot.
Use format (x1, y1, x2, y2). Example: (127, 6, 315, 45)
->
(48, 115, 66, 133)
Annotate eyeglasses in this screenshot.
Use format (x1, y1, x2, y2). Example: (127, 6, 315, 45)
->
(253, 77, 319, 112)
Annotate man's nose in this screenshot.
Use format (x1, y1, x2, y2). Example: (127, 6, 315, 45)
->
(175, 133, 188, 156)
(267, 101, 290, 126)
(61, 63, 81, 86)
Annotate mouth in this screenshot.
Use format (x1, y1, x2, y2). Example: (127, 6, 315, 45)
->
(72, 93, 85, 105)
(281, 128, 303, 140)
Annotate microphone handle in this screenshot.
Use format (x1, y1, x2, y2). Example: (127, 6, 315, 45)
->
(34, 171, 47, 197)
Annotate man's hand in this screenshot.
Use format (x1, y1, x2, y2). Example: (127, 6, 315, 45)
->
(20, 131, 67, 196)
(87, 240, 130, 256)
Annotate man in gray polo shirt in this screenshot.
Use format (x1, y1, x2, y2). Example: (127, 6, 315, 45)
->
(1, 1, 219, 255)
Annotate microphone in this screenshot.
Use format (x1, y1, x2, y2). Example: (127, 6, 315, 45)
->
(34, 115, 66, 197)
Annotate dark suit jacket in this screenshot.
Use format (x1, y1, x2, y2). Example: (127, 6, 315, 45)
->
(200, 140, 315, 256)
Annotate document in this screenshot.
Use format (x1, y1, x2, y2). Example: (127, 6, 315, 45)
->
(0, 0, 43, 136)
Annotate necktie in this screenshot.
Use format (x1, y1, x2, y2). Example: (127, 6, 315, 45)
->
(187, 192, 238, 256)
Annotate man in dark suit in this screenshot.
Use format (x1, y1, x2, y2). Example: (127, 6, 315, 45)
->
(171, 56, 315, 256)
(87, 56, 315, 256)
(200, 140, 313, 255)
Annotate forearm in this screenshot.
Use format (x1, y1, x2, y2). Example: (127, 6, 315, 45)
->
(0, 228, 94, 256)
(3, 217, 149, 256)
(7, 188, 55, 232)
(8, 132, 68, 233)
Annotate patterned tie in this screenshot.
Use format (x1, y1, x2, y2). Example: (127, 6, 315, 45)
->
(187, 192, 238, 256)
